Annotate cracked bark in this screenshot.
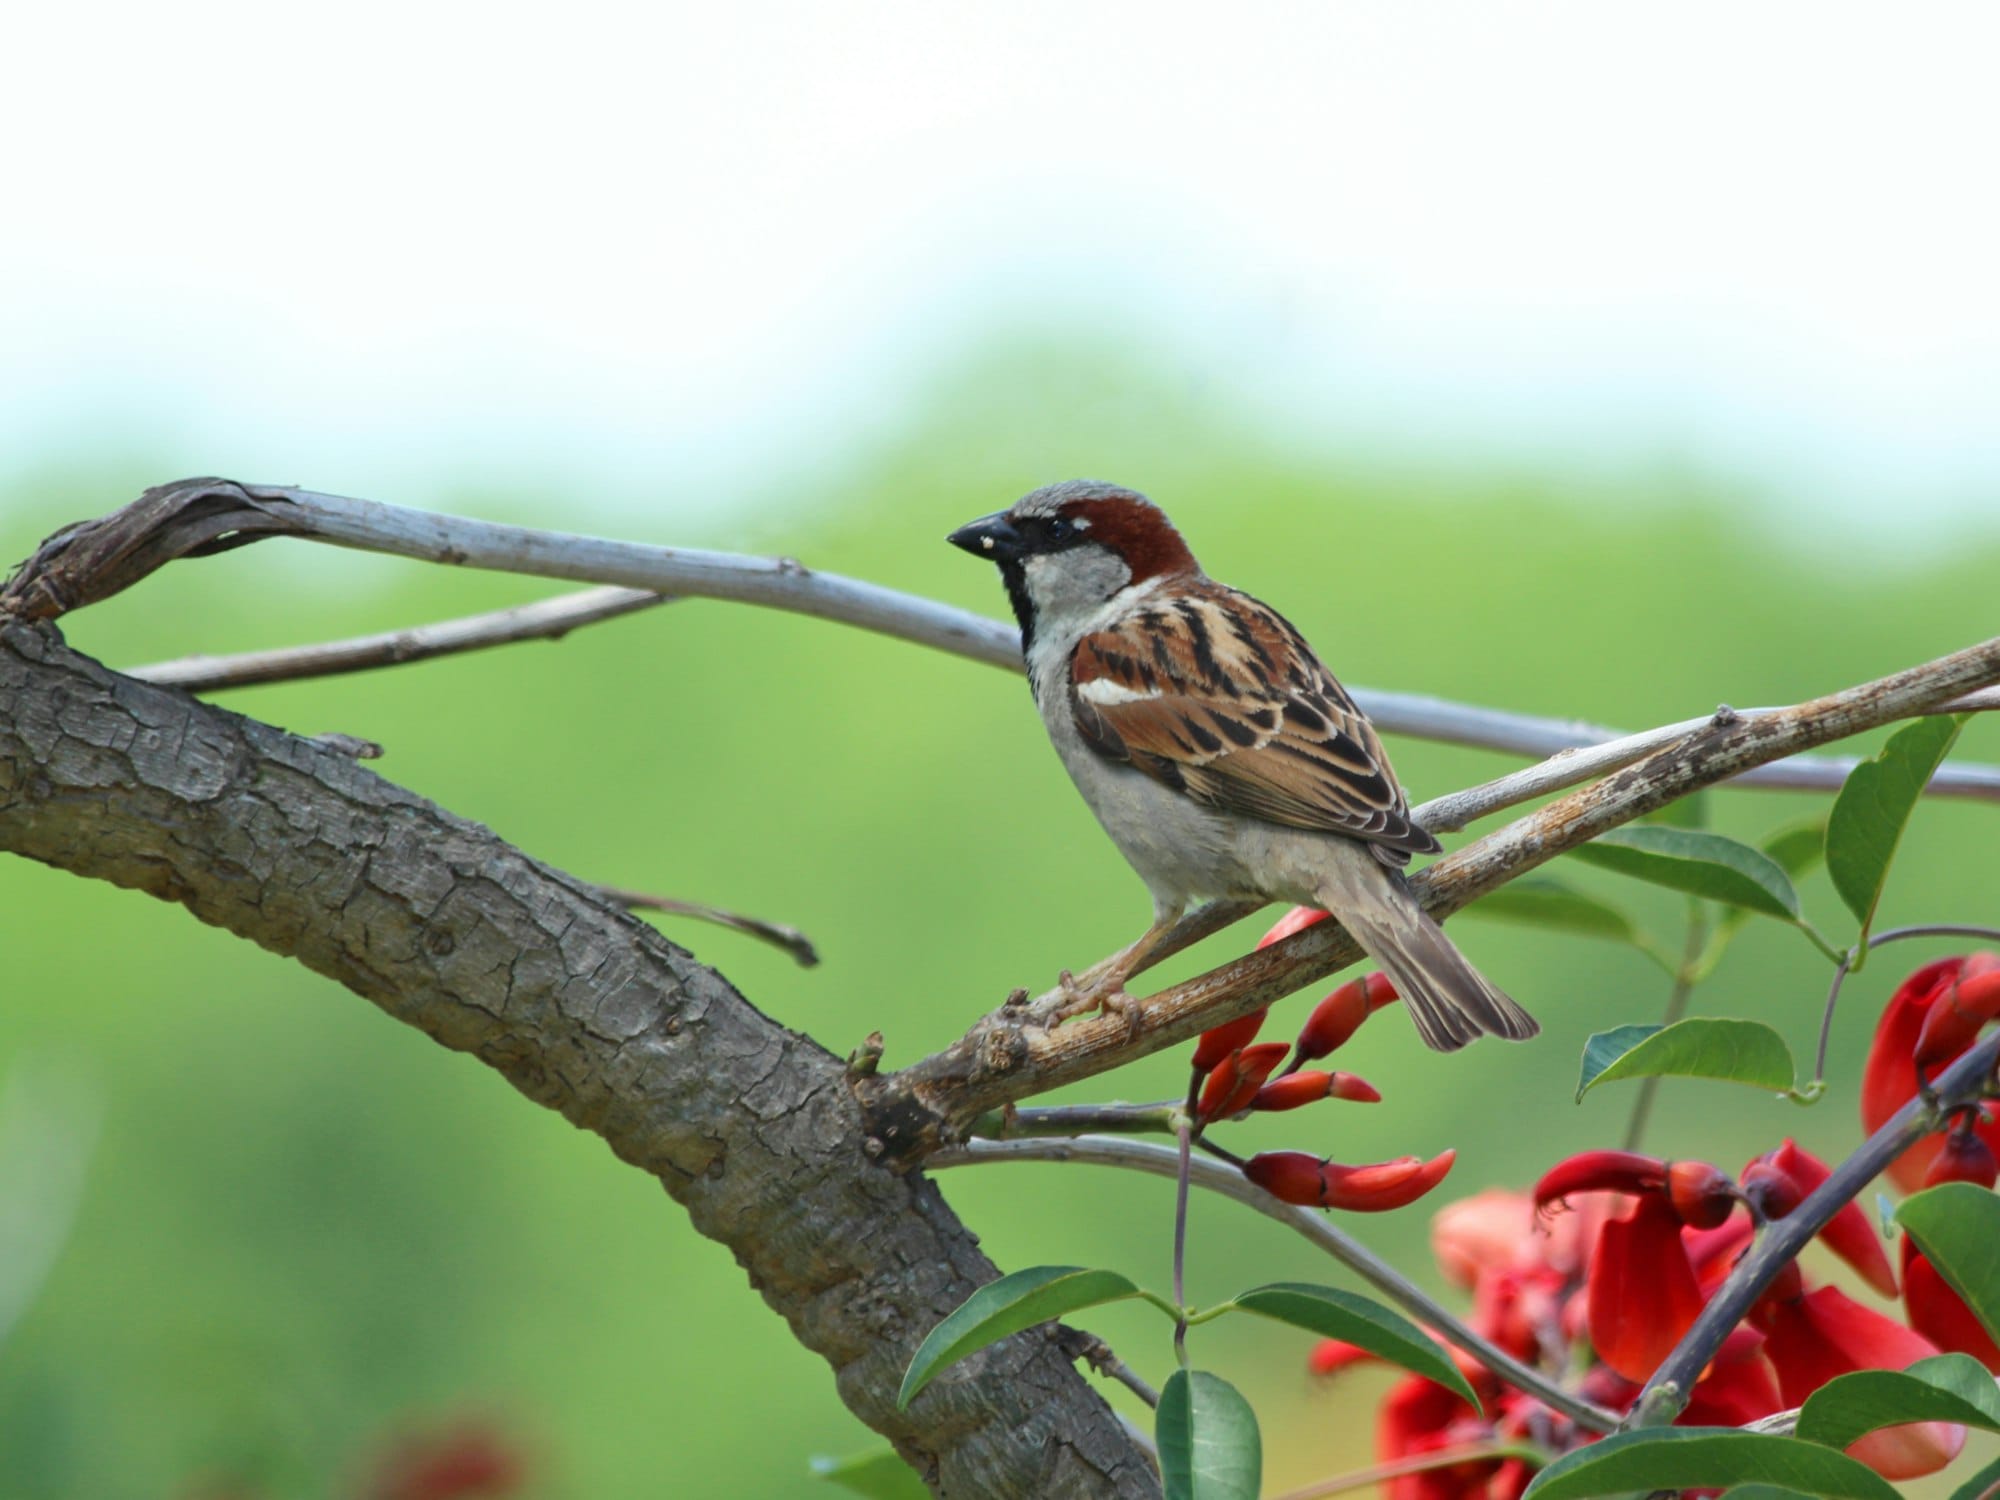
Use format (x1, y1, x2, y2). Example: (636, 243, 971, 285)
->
(0, 620, 1156, 1499)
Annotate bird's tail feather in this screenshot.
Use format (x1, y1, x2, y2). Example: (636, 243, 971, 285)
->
(1315, 841, 1539, 1053)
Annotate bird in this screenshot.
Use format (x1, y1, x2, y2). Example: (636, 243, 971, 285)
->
(947, 480, 1538, 1053)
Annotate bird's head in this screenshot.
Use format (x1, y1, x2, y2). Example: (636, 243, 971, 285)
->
(948, 481, 1200, 646)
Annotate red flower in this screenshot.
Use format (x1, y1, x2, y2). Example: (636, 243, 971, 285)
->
(1913, 951, 2000, 1072)
(1191, 1009, 1268, 1075)
(1258, 906, 1330, 948)
(1677, 1326, 1782, 1428)
(1901, 1124, 2000, 1372)
(1245, 1148, 1457, 1211)
(1757, 1285, 1960, 1479)
(1740, 1140, 1897, 1298)
(1588, 1194, 1707, 1382)
(1295, 972, 1400, 1060)
(1250, 1069, 1380, 1111)
(1862, 956, 2000, 1192)
(1903, 1238, 2000, 1373)
(1196, 1042, 1290, 1123)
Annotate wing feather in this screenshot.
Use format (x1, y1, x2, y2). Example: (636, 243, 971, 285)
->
(1070, 584, 1441, 862)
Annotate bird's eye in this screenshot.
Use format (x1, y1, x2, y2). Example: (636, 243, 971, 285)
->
(1045, 517, 1074, 543)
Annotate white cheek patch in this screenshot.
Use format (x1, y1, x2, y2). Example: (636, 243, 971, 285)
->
(1077, 676, 1161, 706)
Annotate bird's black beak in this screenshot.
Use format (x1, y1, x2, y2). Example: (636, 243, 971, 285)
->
(947, 512, 1025, 563)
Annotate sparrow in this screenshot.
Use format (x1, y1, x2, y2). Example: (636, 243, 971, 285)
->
(948, 480, 1538, 1052)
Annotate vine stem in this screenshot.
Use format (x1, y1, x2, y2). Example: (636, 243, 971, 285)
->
(932, 1134, 1622, 1434)
(1632, 1024, 2000, 1427)
(1813, 924, 2000, 1086)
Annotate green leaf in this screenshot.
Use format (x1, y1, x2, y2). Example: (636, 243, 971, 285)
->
(809, 1448, 931, 1499)
(1764, 821, 1831, 879)
(1464, 876, 1658, 952)
(1576, 1018, 1800, 1102)
(1796, 1353, 2000, 1452)
(1826, 715, 1967, 941)
(1156, 1369, 1260, 1500)
(898, 1266, 1143, 1407)
(1229, 1282, 1480, 1411)
(1521, 1429, 1898, 1500)
(1570, 826, 1804, 922)
(1719, 1488, 1822, 1500)
(1897, 1184, 2000, 1345)
(1948, 1452, 2000, 1500)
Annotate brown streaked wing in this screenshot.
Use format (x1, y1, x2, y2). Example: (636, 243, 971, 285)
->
(1069, 586, 1442, 860)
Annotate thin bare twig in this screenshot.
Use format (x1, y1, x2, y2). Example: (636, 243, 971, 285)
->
(933, 1134, 1623, 1434)
(876, 634, 2000, 1136)
(1813, 923, 2000, 1086)
(598, 885, 820, 968)
(11, 477, 1998, 800)
(128, 585, 669, 691)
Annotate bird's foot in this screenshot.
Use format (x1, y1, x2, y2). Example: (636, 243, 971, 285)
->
(1046, 969, 1144, 1036)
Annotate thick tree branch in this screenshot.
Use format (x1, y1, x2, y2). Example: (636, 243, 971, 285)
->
(874, 635, 2000, 1137)
(0, 623, 1154, 1500)
(12, 477, 1998, 800)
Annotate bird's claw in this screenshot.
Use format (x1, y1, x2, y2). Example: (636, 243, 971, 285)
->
(1045, 969, 1144, 1036)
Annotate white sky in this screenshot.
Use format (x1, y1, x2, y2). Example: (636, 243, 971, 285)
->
(2, 2, 1996, 535)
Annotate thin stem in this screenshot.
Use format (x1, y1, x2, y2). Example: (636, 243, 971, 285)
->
(598, 885, 819, 967)
(932, 1134, 1623, 1434)
(1623, 904, 1709, 1153)
(1059, 1328, 1162, 1410)
(969, 1102, 1181, 1138)
(1172, 1120, 1192, 1367)
(1633, 1025, 2000, 1427)
(126, 585, 669, 692)
(1268, 1443, 1545, 1500)
(1813, 923, 2000, 1087)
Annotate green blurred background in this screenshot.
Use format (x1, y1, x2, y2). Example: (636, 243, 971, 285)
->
(3, 352, 1997, 1495)
(6, 4, 2000, 1494)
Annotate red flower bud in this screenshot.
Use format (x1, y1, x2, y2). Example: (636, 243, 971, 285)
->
(1291, 973, 1398, 1060)
(1191, 1008, 1269, 1075)
(1924, 1126, 2000, 1189)
(1257, 906, 1329, 948)
(1308, 1338, 1371, 1376)
(1533, 1150, 1668, 1212)
(1245, 1148, 1456, 1211)
(1745, 1141, 1898, 1299)
(1196, 1042, 1289, 1123)
(1251, 1069, 1381, 1112)
(1913, 952, 2000, 1073)
(1666, 1160, 1738, 1230)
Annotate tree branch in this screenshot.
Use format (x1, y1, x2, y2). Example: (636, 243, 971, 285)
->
(128, 585, 669, 691)
(11, 477, 1997, 800)
(0, 622, 1155, 1500)
(1631, 1025, 2000, 1427)
(874, 635, 2000, 1137)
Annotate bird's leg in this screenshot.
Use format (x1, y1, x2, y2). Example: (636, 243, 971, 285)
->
(1045, 906, 1184, 1029)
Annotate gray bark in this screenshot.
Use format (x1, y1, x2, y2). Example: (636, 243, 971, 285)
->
(0, 620, 1157, 1499)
